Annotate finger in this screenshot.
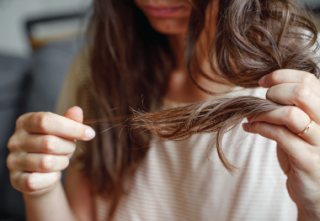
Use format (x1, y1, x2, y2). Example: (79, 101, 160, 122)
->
(21, 112, 95, 141)
(8, 134, 76, 155)
(266, 83, 320, 123)
(25, 135, 76, 155)
(64, 106, 83, 123)
(248, 106, 320, 145)
(242, 122, 315, 173)
(14, 153, 69, 172)
(11, 171, 60, 192)
(259, 70, 320, 96)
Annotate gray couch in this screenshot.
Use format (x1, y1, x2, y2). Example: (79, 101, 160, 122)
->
(0, 37, 84, 221)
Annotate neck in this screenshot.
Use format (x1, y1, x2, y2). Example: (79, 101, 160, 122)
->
(164, 1, 234, 103)
(164, 33, 216, 103)
(168, 33, 187, 70)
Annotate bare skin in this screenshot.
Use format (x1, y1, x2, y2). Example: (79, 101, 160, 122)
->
(244, 70, 320, 220)
(7, 107, 95, 221)
(134, 0, 233, 103)
(7, 0, 320, 220)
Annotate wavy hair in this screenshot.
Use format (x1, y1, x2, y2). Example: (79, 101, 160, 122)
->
(80, 0, 319, 219)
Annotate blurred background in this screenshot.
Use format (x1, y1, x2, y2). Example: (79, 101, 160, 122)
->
(0, 0, 319, 220)
(0, 0, 90, 220)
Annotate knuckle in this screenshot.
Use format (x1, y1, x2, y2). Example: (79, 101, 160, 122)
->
(25, 175, 37, 191)
(42, 136, 57, 153)
(301, 74, 316, 85)
(36, 112, 52, 132)
(294, 84, 312, 102)
(39, 155, 54, 170)
(285, 107, 300, 123)
(6, 154, 18, 171)
(7, 136, 19, 151)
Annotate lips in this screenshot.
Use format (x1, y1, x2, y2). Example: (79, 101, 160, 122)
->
(145, 5, 183, 17)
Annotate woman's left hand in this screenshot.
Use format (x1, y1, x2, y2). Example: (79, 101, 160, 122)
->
(242, 69, 320, 220)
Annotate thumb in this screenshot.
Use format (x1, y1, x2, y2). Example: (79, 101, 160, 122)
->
(64, 106, 84, 123)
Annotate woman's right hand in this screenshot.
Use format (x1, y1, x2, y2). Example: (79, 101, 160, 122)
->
(6, 106, 95, 196)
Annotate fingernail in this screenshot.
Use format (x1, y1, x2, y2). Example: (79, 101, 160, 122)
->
(84, 128, 96, 140)
(259, 75, 266, 87)
(242, 123, 249, 132)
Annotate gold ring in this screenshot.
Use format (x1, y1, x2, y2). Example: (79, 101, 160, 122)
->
(298, 120, 313, 136)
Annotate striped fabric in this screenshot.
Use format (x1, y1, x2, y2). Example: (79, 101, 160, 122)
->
(57, 50, 297, 221)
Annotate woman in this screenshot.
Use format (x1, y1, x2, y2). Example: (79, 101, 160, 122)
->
(6, 0, 320, 220)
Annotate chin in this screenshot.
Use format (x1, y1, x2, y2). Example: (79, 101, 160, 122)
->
(147, 18, 189, 35)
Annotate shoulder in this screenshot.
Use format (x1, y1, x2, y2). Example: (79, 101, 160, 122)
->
(55, 47, 92, 116)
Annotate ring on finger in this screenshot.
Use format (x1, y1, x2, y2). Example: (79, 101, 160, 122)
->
(298, 120, 313, 136)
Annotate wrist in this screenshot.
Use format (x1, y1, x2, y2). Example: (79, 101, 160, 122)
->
(23, 182, 77, 221)
(23, 181, 61, 199)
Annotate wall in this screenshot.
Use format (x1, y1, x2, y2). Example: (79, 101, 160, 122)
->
(0, 0, 91, 57)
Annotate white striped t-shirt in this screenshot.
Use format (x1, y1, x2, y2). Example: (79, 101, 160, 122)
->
(93, 88, 297, 221)
(57, 51, 297, 221)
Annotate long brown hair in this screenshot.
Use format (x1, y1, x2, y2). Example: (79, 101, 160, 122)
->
(79, 0, 319, 219)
